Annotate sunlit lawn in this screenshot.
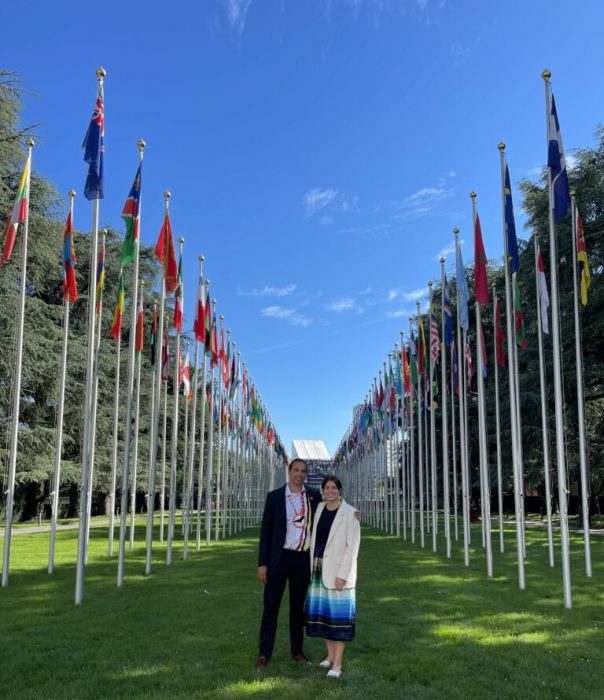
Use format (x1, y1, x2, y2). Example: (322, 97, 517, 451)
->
(1, 518, 603, 699)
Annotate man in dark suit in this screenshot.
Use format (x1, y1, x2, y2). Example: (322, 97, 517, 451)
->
(255, 458, 321, 670)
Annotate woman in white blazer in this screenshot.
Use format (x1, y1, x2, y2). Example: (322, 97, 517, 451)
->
(305, 475, 361, 678)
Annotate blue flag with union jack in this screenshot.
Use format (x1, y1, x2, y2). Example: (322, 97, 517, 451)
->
(82, 84, 105, 200)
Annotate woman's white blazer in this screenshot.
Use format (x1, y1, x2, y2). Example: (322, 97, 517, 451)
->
(309, 500, 361, 589)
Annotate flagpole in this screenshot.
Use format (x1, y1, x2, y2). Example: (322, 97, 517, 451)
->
(533, 234, 555, 567)
(166, 237, 184, 565)
(415, 302, 425, 548)
(454, 228, 470, 566)
(159, 348, 169, 542)
(428, 282, 438, 551)
(222, 329, 232, 539)
(206, 300, 217, 547)
(498, 143, 525, 589)
(493, 287, 504, 554)
(48, 188, 74, 574)
(215, 316, 225, 541)
(129, 281, 145, 551)
(542, 71, 572, 608)
(144, 296, 159, 573)
(183, 257, 204, 558)
(570, 192, 592, 577)
(450, 340, 459, 541)
(440, 258, 451, 558)
(196, 280, 210, 550)
(117, 140, 145, 587)
(408, 318, 416, 543)
(180, 345, 190, 536)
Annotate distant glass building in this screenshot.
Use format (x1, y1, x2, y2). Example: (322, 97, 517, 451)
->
(291, 440, 331, 490)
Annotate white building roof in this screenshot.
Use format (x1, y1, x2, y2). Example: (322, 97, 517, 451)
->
(291, 440, 331, 461)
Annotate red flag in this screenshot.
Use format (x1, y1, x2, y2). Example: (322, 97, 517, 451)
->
(193, 282, 205, 342)
(63, 210, 78, 303)
(173, 254, 183, 333)
(474, 212, 489, 305)
(402, 345, 411, 396)
(495, 296, 506, 367)
(154, 212, 178, 294)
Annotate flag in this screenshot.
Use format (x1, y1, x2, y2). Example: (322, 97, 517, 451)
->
(121, 164, 142, 266)
(154, 212, 178, 294)
(455, 242, 469, 331)
(210, 311, 219, 367)
(451, 340, 459, 396)
(173, 253, 183, 332)
(402, 344, 411, 396)
(63, 210, 78, 303)
(465, 336, 474, 386)
(150, 303, 158, 364)
(135, 294, 144, 354)
(111, 270, 125, 341)
(474, 211, 489, 305)
(204, 289, 212, 351)
(547, 91, 570, 223)
(537, 241, 550, 334)
(514, 275, 528, 350)
(443, 275, 453, 346)
(181, 349, 191, 398)
(82, 83, 104, 201)
(576, 209, 591, 306)
(1, 154, 30, 265)
(495, 295, 506, 367)
(95, 242, 105, 315)
(480, 323, 488, 378)
(430, 314, 440, 363)
(161, 332, 170, 383)
(409, 330, 418, 386)
(193, 281, 205, 342)
(504, 164, 520, 274)
(418, 317, 427, 375)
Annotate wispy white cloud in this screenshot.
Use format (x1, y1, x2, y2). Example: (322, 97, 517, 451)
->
(262, 305, 311, 328)
(387, 289, 399, 302)
(225, 0, 253, 35)
(401, 287, 427, 301)
(245, 340, 302, 357)
(435, 238, 464, 262)
(327, 297, 357, 312)
(451, 40, 471, 66)
(238, 284, 296, 298)
(304, 188, 338, 216)
(386, 308, 413, 319)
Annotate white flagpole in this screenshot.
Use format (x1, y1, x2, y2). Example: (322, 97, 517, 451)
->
(450, 341, 459, 542)
(206, 300, 217, 547)
(180, 346, 190, 537)
(493, 288, 504, 554)
(129, 281, 145, 551)
(428, 282, 438, 552)
(166, 236, 184, 565)
(399, 333, 407, 541)
(498, 144, 525, 589)
(144, 295, 160, 574)
(117, 141, 145, 587)
(570, 192, 592, 577)
(1, 139, 33, 587)
(159, 352, 169, 542)
(183, 257, 204, 558)
(533, 234, 555, 567)
(542, 70, 572, 608)
(394, 344, 401, 538)
(454, 228, 470, 566)
(214, 317, 225, 541)
(108, 272, 124, 559)
(415, 301, 425, 548)
(471, 192, 493, 577)
(408, 317, 416, 544)
(222, 330, 232, 539)
(48, 188, 74, 574)
(196, 281, 210, 551)
(440, 258, 451, 558)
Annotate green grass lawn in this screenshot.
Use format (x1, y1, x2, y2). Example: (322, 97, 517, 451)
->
(0, 520, 603, 699)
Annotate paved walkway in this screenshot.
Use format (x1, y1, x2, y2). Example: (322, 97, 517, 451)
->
(0, 518, 117, 537)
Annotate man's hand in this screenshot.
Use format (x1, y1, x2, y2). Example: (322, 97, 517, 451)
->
(257, 565, 268, 584)
(354, 510, 361, 522)
(335, 577, 346, 591)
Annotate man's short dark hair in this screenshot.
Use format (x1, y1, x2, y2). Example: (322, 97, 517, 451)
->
(321, 474, 342, 493)
(288, 458, 308, 472)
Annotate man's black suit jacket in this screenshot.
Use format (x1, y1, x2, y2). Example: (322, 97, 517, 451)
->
(258, 484, 322, 572)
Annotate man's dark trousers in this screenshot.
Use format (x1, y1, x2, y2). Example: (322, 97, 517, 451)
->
(259, 549, 310, 659)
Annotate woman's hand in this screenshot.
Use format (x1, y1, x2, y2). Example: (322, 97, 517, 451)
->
(335, 577, 346, 591)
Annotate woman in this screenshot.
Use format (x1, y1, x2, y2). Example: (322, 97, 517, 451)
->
(305, 475, 361, 678)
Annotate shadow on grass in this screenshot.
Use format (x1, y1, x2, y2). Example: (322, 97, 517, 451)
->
(1, 522, 603, 699)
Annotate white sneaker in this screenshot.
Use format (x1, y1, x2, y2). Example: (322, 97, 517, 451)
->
(327, 669, 342, 678)
(319, 659, 332, 668)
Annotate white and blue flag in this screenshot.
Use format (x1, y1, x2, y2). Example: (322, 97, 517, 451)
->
(547, 91, 570, 223)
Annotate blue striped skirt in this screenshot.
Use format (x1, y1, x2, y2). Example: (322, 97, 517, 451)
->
(305, 556, 356, 641)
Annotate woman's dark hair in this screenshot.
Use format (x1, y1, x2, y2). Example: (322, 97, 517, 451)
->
(321, 474, 342, 493)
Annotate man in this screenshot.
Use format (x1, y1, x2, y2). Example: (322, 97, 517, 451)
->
(256, 458, 320, 670)
(256, 459, 359, 670)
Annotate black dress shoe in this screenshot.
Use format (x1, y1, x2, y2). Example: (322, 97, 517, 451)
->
(291, 653, 310, 663)
(255, 656, 269, 671)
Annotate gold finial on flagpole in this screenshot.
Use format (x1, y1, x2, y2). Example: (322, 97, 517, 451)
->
(96, 67, 106, 79)
(26, 137, 35, 148)
(541, 69, 551, 81)
(570, 190, 576, 198)
(470, 191, 477, 200)
(439, 256, 445, 264)
(498, 142, 506, 152)
(69, 190, 76, 199)
(138, 139, 146, 151)
(199, 255, 205, 262)
(178, 237, 184, 245)
(453, 227, 459, 236)
(164, 191, 171, 201)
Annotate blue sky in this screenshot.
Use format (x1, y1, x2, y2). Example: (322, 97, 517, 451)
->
(4, 0, 604, 455)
